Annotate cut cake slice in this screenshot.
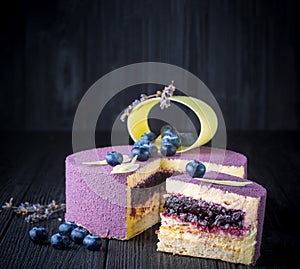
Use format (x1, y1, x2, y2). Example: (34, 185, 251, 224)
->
(157, 172, 266, 265)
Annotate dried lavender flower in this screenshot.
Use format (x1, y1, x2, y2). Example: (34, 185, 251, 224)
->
(1, 197, 66, 223)
(120, 81, 176, 121)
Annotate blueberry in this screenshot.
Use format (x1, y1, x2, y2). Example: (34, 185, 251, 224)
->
(131, 147, 150, 161)
(162, 135, 181, 149)
(135, 141, 158, 157)
(161, 125, 179, 138)
(51, 233, 71, 249)
(134, 140, 149, 148)
(29, 227, 48, 244)
(71, 227, 89, 244)
(185, 160, 206, 178)
(83, 234, 101, 251)
(214, 215, 225, 226)
(160, 142, 177, 156)
(231, 211, 240, 221)
(160, 124, 174, 134)
(161, 129, 177, 138)
(141, 132, 157, 142)
(105, 151, 123, 166)
(187, 214, 198, 223)
(58, 221, 77, 235)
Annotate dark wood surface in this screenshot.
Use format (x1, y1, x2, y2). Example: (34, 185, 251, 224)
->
(0, 131, 299, 269)
(1, 0, 299, 131)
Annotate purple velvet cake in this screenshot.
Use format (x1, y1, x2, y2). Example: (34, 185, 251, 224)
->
(157, 172, 266, 265)
(65, 145, 247, 240)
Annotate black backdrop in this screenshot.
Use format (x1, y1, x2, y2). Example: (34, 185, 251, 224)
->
(1, 0, 299, 132)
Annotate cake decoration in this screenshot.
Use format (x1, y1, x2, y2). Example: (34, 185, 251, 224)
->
(186, 160, 206, 178)
(82, 160, 108, 165)
(131, 126, 182, 159)
(105, 151, 124, 166)
(110, 155, 140, 174)
(160, 125, 181, 156)
(194, 177, 253, 187)
(82, 154, 131, 165)
(126, 90, 218, 153)
(120, 81, 176, 122)
(131, 131, 158, 161)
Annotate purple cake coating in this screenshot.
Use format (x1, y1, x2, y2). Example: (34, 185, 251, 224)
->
(167, 172, 266, 264)
(65, 145, 248, 239)
(177, 147, 247, 168)
(170, 172, 265, 198)
(66, 155, 127, 238)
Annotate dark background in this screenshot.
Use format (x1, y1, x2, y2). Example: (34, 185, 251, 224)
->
(0, 0, 299, 132)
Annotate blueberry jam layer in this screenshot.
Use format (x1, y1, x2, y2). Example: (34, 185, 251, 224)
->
(163, 194, 246, 237)
(130, 172, 182, 216)
(134, 171, 181, 188)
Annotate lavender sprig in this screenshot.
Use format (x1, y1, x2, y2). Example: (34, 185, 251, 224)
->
(120, 81, 176, 122)
(1, 197, 66, 223)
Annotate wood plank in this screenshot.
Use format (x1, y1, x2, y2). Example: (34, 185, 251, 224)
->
(1, 1, 299, 131)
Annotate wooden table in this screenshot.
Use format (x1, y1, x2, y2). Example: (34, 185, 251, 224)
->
(0, 131, 299, 268)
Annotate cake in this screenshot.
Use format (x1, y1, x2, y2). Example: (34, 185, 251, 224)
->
(65, 145, 247, 240)
(156, 172, 266, 265)
(66, 82, 266, 264)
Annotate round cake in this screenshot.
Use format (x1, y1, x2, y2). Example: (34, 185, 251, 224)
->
(66, 85, 266, 265)
(65, 145, 247, 240)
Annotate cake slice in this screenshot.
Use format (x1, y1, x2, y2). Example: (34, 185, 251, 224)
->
(65, 146, 247, 240)
(157, 172, 266, 265)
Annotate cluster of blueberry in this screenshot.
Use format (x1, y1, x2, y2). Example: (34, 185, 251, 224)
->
(104, 128, 206, 173)
(29, 221, 101, 250)
(105, 125, 202, 166)
(131, 132, 158, 161)
(131, 125, 183, 161)
(159, 125, 181, 156)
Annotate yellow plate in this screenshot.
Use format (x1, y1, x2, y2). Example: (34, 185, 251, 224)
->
(127, 96, 218, 153)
